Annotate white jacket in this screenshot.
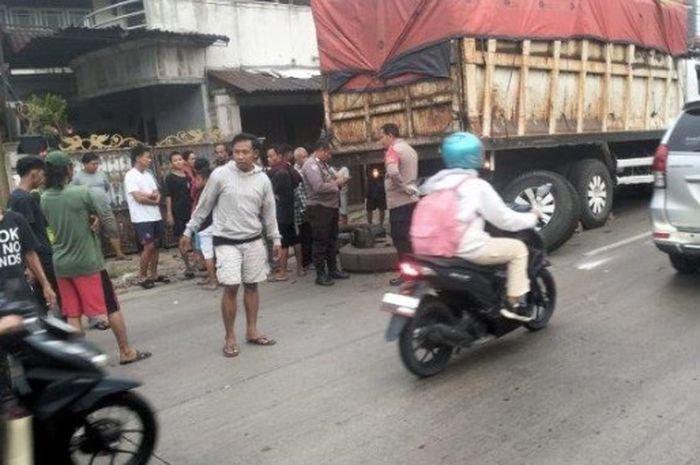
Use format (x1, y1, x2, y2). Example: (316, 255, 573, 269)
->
(422, 169, 538, 258)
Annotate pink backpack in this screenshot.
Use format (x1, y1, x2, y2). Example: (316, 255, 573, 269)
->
(410, 176, 473, 257)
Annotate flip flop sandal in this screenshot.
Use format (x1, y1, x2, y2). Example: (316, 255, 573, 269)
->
(184, 271, 196, 280)
(154, 275, 171, 283)
(138, 279, 155, 289)
(93, 320, 110, 331)
(222, 345, 239, 358)
(267, 276, 289, 282)
(246, 336, 276, 346)
(120, 351, 152, 365)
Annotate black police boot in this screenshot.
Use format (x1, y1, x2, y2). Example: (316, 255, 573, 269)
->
(328, 260, 350, 280)
(315, 264, 335, 286)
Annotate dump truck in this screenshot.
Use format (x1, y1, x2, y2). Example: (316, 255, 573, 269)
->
(311, 0, 692, 250)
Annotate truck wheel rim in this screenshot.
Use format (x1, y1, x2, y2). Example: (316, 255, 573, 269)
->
(587, 175, 607, 215)
(514, 186, 555, 227)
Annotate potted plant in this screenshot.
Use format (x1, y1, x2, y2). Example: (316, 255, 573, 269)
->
(17, 93, 68, 155)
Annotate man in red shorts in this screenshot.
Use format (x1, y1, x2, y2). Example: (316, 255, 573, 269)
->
(40, 151, 151, 365)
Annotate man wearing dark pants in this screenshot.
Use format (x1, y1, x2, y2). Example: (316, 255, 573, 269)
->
(124, 145, 168, 290)
(380, 123, 419, 286)
(302, 138, 350, 286)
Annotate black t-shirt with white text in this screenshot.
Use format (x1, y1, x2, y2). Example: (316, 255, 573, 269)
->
(0, 211, 36, 294)
(8, 189, 51, 259)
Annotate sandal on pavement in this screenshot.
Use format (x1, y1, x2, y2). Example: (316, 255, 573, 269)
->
(184, 271, 196, 280)
(92, 320, 110, 331)
(246, 336, 276, 346)
(153, 275, 171, 284)
(222, 345, 239, 358)
(267, 275, 289, 283)
(120, 351, 152, 365)
(137, 279, 155, 289)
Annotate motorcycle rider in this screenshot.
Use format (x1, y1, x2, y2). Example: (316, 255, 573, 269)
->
(420, 132, 543, 321)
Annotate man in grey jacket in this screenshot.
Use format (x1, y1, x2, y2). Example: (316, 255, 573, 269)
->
(302, 138, 350, 286)
(181, 133, 280, 358)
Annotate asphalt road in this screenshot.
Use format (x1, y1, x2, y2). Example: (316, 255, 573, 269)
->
(92, 191, 700, 465)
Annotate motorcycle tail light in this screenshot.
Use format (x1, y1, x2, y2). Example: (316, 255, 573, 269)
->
(399, 262, 421, 277)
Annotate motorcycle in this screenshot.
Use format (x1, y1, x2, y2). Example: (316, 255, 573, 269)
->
(0, 287, 157, 465)
(381, 205, 556, 378)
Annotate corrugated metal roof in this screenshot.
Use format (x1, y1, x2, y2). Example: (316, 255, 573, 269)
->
(209, 69, 321, 94)
(2, 26, 229, 68)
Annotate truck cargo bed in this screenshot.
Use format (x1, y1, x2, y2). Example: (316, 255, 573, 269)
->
(326, 39, 683, 155)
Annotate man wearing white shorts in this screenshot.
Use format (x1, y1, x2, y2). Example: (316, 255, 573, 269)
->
(181, 133, 280, 358)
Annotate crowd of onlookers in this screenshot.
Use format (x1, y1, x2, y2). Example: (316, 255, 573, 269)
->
(0, 122, 420, 365)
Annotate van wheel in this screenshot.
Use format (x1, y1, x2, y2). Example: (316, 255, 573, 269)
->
(569, 159, 613, 229)
(669, 254, 700, 274)
(502, 171, 580, 252)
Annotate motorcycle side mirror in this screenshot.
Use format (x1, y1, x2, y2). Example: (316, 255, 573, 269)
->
(536, 183, 552, 198)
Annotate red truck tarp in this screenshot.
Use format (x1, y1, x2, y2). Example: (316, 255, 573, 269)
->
(312, 0, 689, 92)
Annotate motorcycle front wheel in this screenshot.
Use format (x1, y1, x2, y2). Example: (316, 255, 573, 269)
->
(525, 268, 557, 332)
(54, 391, 158, 465)
(398, 299, 455, 378)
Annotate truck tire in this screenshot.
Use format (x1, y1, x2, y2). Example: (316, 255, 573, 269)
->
(339, 243, 399, 273)
(502, 171, 580, 252)
(339, 223, 387, 238)
(569, 159, 613, 229)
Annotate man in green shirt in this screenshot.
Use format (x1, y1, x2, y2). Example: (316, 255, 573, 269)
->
(41, 151, 151, 365)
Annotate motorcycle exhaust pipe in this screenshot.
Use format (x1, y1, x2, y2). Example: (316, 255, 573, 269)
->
(421, 323, 476, 348)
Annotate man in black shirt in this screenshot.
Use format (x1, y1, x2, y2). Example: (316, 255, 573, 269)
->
(164, 151, 195, 279)
(267, 145, 301, 281)
(0, 209, 56, 399)
(7, 156, 58, 314)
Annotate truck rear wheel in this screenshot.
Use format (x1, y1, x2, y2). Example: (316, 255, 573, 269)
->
(502, 171, 580, 251)
(569, 159, 613, 229)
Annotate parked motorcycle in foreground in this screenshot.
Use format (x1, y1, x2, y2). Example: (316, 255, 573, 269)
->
(0, 289, 157, 465)
(381, 215, 556, 378)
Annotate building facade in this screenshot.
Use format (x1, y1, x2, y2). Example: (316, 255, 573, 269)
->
(1, 0, 323, 148)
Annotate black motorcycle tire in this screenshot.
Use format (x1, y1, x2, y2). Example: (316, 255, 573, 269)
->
(50, 391, 158, 465)
(398, 299, 455, 378)
(525, 268, 557, 332)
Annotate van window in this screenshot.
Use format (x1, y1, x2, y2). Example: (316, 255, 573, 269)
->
(667, 110, 700, 152)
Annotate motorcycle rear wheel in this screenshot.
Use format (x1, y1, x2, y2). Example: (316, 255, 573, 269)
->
(50, 391, 158, 465)
(525, 268, 556, 332)
(398, 299, 455, 377)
